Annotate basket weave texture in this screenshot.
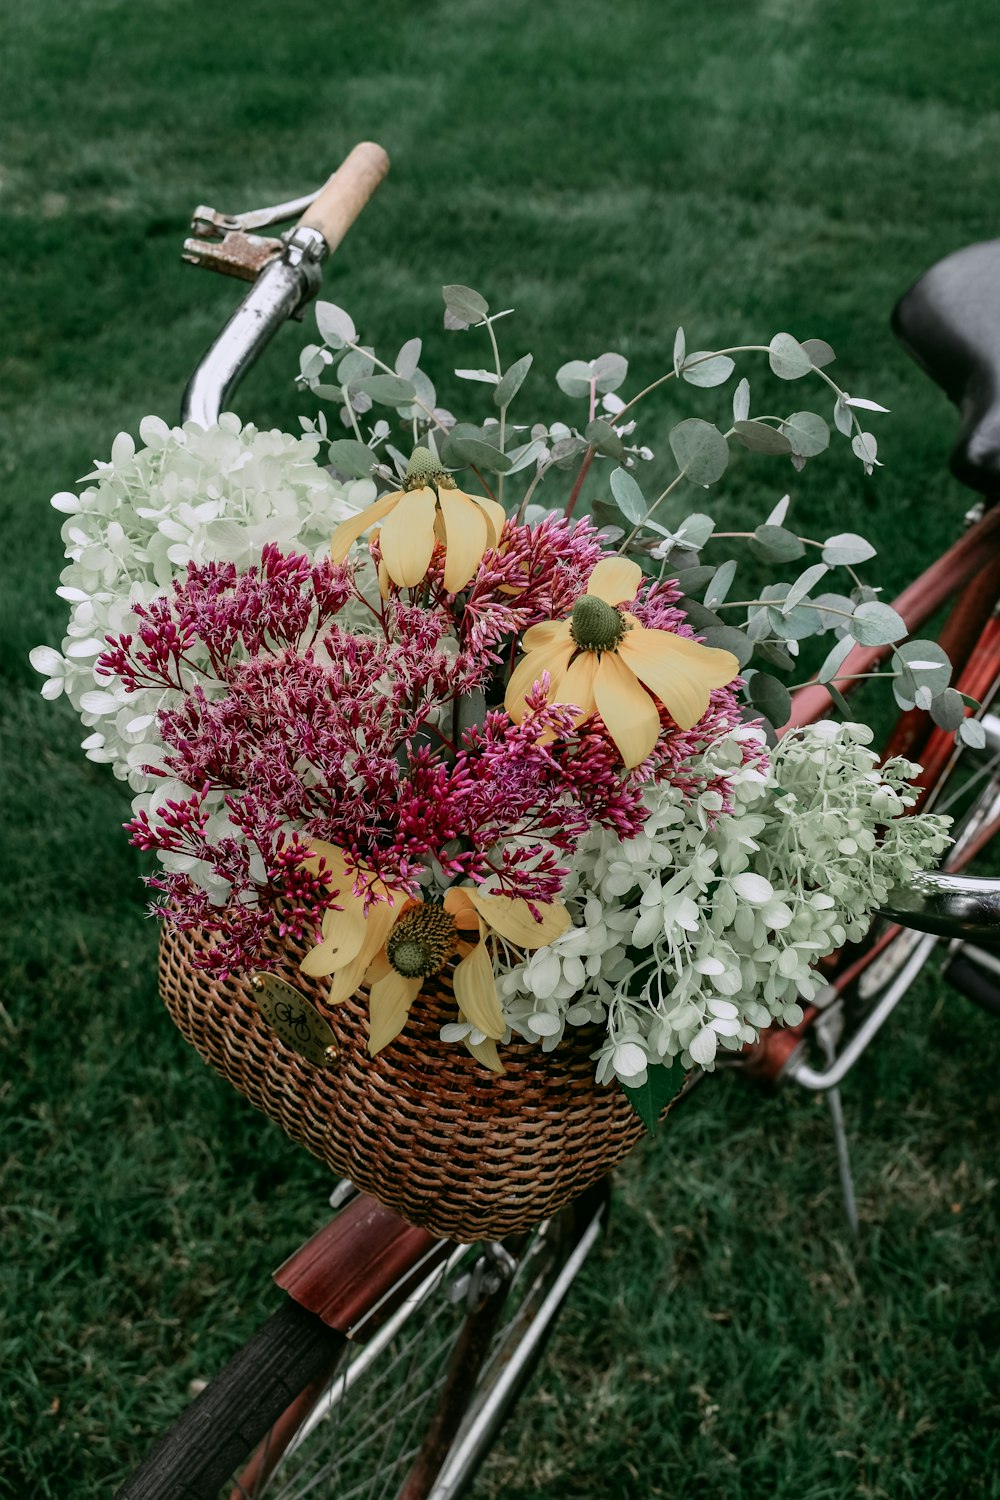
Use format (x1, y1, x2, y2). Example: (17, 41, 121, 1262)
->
(159, 925, 660, 1241)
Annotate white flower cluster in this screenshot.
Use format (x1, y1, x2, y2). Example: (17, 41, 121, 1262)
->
(29, 413, 371, 788)
(498, 723, 950, 1087)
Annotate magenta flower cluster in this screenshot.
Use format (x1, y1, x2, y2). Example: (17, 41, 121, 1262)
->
(98, 522, 745, 973)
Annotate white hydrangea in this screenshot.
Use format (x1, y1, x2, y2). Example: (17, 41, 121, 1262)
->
(29, 412, 372, 787)
(497, 723, 950, 1087)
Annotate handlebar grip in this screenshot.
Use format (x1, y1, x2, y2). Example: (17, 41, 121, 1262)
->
(296, 142, 389, 254)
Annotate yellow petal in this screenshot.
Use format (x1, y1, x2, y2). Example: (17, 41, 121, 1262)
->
(467, 891, 570, 950)
(554, 649, 598, 722)
(452, 941, 504, 1039)
(593, 651, 661, 768)
(472, 494, 508, 548)
(618, 627, 738, 731)
(586, 556, 643, 606)
(327, 899, 403, 1004)
(367, 971, 422, 1055)
(504, 639, 576, 721)
(463, 1033, 505, 1074)
(438, 487, 489, 593)
(444, 886, 484, 935)
(299, 844, 370, 975)
(521, 619, 573, 653)
(378, 487, 438, 588)
(330, 490, 405, 563)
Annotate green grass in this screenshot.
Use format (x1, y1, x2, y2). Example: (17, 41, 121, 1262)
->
(3, 0, 1000, 1495)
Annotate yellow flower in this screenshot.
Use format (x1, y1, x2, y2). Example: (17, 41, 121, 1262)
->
(329, 446, 506, 595)
(504, 556, 740, 769)
(300, 841, 569, 1071)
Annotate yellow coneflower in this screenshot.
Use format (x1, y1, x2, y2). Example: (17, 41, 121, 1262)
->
(329, 446, 506, 595)
(300, 840, 569, 1071)
(504, 556, 739, 769)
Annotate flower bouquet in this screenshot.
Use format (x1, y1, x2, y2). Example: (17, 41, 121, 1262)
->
(32, 284, 953, 1238)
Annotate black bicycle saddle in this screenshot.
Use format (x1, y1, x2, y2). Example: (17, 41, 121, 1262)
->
(892, 238, 1000, 496)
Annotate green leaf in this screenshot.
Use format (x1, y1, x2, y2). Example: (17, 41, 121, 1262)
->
(676, 512, 716, 549)
(701, 624, 753, 667)
(704, 559, 737, 609)
(749, 524, 805, 565)
(682, 352, 735, 388)
(504, 438, 547, 475)
(455, 367, 500, 384)
(783, 562, 829, 614)
(732, 377, 751, 424)
(802, 337, 836, 368)
(827, 682, 852, 716)
(354, 374, 417, 406)
(494, 352, 533, 408)
(893, 640, 951, 695)
(672, 563, 717, 594)
(768, 332, 813, 380)
(766, 493, 790, 526)
(585, 418, 627, 461)
(822, 532, 877, 567)
(442, 284, 489, 328)
(621, 1059, 683, 1135)
(441, 434, 513, 473)
(338, 347, 376, 384)
(610, 467, 647, 525)
(848, 600, 907, 646)
(555, 359, 594, 398)
(592, 352, 629, 393)
(682, 600, 726, 632)
(673, 326, 686, 376)
(669, 419, 730, 486)
(315, 301, 357, 348)
(748, 672, 793, 727)
(754, 640, 796, 673)
(852, 431, 881, 468)
(780, 411, 830, 458)
(930, 688, 965, 731)
(732, 420, 793, 455)
(958, 717, 987, 749)
(818, 634, 855, 684)
(394, 338, 422, 379)
(325, 440, 377, 479)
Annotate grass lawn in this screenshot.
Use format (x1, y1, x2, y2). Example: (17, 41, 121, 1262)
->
(3, 1, 1000, 1496)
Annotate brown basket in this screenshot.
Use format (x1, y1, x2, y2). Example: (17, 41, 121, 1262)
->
(159, 925, 668, 1241)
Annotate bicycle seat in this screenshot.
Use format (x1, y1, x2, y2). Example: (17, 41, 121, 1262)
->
(892, 238, 1000, 496)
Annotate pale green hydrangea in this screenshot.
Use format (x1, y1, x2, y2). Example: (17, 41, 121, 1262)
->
(29, 413, 372, 787)
(497, 723, 950, 1087)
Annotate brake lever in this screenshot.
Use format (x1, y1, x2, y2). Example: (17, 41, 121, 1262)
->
(183, 188, 324, 282)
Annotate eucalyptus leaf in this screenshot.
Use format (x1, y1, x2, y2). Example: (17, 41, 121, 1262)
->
(749, 525, 805, 565)
(849, 600, 907, 646)
(827, 682, 853, 717)
(395, 338, 422, 379)
(701, 625, 753, 667)
(958, 717, 987, 749)
(354, 374, 417, 406)
(669, 419, 729, 486)
(893, 640, 951, 694)
(682, 600, 726, 632)
(442, 435, 513, 473)
(749, 672, 793, 727)
(676, 512, 716, 548)
(585, 418, 627, 460)
(732, 420, 793, 455)
(783, 561, 829, 614)
(802, 337, 836, 368)
(768, 332, 813, 380)
(673, 326, 686, 376)
(833, 396, 854, 437)
(671, 563, 717, 594)
(610, 467, 647, 525)
(732, 377, 751, 424)
(455, 368, 500, 384)
(845, 395, 890, 414)
(338, 347, 376, 384)
(504, 438, 547, 475)
(325, 439, 377, 479)
(852, 431, 881, 468)
(621, 1058, 683, 1135)
(494, 353, 533, 408)
(818, 633, 855, 684)
(930, 688, 966, 732)
(780, 411, 830, 458)
(822, 532, 877, 567)
(682, 352, 735, 388)
(810, 592, 855, 630)
(555, 359, 594, 399)
(592, 352, 629, 393)
(315, 300, 357, 348)
(704, 559, 738, 609)
(442, 284, 490, 328)
(754, 640, 796, 673)
(766, 493, 791, 526)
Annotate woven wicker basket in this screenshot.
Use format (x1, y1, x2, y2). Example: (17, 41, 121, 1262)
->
(159, 925, 671, 1241)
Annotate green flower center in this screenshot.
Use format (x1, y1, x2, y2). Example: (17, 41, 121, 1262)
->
(404, 445, 449, 491)
(386, 905, 457, 978)
(570, 595, 627, 652)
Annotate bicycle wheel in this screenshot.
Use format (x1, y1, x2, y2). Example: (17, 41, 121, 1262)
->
(115, 1182, 607, 1500)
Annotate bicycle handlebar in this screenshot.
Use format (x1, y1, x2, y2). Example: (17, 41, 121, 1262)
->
(295, 142, 389, 254)
(878, 870, 1000, 940)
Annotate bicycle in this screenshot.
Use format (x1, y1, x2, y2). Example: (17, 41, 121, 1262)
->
(113, 149, 1000, 1498)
